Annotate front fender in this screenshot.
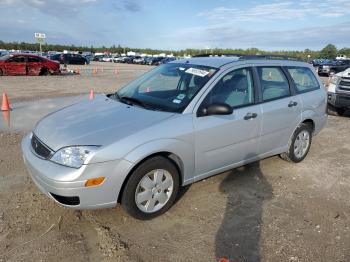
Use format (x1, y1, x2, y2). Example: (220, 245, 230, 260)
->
(123, 138, 195, 185)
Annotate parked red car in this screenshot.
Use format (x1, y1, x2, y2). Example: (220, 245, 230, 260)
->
(0, 54, 60, 76)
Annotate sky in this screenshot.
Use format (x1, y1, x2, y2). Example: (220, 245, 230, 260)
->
(0, 0, 349, 51)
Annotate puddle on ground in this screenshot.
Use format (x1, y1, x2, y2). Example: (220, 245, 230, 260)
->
(0, 95, 90, 133)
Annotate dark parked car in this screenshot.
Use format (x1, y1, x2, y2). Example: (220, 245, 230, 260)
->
(148, 57, 165, 65)
(49, 53, 61, 62)
(0, 53, 60, 76)
(59, 53, 89, 65)
(160, 57, 176, 64)
(119, 56, 133, 63)
(92, 55, 104, 61)
(318, 59, 350, 76)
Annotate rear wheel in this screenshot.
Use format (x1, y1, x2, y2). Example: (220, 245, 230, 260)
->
(40, 68, 50, 76)
(280, 123, 312, 163)
(122, 156, 179, 220)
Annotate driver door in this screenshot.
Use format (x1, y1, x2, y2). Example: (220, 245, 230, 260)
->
(193, 67, 262, 180)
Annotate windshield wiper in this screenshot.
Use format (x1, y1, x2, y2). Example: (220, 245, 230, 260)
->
(120, 96, 147, 108)
(115, 94, 165, 111)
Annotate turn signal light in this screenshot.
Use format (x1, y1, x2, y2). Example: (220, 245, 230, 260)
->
(85, 177, 105, 187)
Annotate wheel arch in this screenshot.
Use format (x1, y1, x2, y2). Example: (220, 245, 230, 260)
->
(302, 118, 315, 133)
(117, 151, 184, 203)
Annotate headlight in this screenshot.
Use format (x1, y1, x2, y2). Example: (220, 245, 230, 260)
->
(50, 146, 100, 168)
(328, 83, 336, 93)
(330, 75, 341, 85)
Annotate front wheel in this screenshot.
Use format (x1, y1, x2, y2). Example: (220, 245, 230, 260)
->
(121, 156, 179, 220)
(280, 123, 312, 163)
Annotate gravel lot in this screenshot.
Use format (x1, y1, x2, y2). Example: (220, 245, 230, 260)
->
(0, 62, 349, 262)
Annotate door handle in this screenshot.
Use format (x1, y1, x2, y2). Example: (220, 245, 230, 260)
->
(244, 112, 258, 120)
(288, 101, 298, 107)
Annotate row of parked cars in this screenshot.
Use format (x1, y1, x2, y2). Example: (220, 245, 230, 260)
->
(311, 59, 350, 76)
(94, 55, 177, 65)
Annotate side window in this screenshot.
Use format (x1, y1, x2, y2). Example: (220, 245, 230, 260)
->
(258, 67, 290, 101)
(28, 56, 40, 63)
(8, 56, 26, 63)
(286, 67, 319, 93)
(204, 68, 254, 108)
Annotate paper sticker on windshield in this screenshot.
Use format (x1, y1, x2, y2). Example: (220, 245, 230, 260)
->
(185, 68, 209, 77)
(172, 99, 182, 104)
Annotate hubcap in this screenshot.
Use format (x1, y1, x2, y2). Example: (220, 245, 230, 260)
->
(294, 130, 310, 159)
(135, 169, 174, 213)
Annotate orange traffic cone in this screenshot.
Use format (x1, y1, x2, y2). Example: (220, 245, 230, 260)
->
(89, 90, 94, 100)
(2, 110, 10, 127)
(75, 67, 80, 74)
(92, 68, 97, 76)
(1, 92, 11, 111)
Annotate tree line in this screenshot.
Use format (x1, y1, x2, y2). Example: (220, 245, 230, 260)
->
(0, 41, 348, 60)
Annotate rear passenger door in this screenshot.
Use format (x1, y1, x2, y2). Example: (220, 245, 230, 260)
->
(257, 66, 301, 155)
(27, 56, 42, 75)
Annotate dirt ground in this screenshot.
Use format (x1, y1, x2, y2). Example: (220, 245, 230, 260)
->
(0, 62, 349, 262)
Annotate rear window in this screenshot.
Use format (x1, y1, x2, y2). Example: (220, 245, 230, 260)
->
(286, 67, 319, 93)
(28, 56, 41, 63)
(8, 56, 26, 63)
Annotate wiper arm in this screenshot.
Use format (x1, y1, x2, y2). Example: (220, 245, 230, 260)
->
(120, 96, 147, 108)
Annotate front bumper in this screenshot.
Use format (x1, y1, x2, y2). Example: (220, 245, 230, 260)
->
(21, 134, 133, 210)
(328, 92, 350, 108)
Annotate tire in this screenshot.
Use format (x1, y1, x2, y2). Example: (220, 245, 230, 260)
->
(40, 68, 50, 76)
(280, 123, 312, 163)
(122, 156, 180, 220)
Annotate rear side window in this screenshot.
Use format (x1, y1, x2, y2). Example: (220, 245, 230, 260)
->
(28, 56, 40, 63)
(286, 67, 319, 93)
(8, 56, 26, 63)
(258, 67, 290, 101)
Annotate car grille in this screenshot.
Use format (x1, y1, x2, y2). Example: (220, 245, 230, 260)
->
(31, 134, 52, 159)
(339, 78, 350, 91)
(340, 80, 350, 87)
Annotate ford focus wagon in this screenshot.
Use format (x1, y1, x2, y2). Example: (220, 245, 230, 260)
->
(22, 55, 327, 219)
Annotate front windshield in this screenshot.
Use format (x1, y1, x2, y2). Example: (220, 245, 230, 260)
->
(116, 63, 217, 113)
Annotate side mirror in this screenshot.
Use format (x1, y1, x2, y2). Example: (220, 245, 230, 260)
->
(198, 103, 233, 117)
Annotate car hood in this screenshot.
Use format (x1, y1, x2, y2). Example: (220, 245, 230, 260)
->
(34, 95, 175, 151)
(336, 68, 350, 77)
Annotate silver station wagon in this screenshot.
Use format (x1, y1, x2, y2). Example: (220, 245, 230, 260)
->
(22, 55, 327, 219)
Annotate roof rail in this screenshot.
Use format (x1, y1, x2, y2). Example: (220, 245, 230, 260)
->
(193, 53, 303, 61)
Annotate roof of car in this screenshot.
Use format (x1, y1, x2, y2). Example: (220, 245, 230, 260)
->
(173, 56, 309, 69)
(10, 53, 41, 57)
(175, 57, 240, 68)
